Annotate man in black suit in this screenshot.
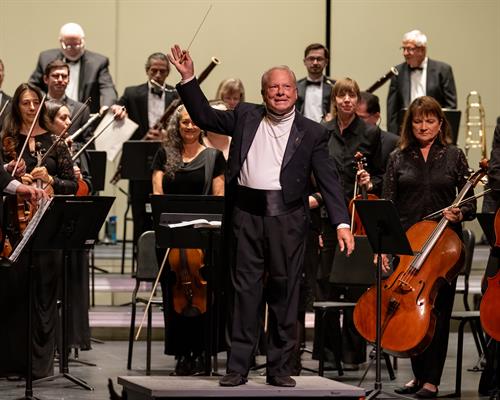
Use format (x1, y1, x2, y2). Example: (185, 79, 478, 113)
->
(295, 43, 333, 123)
(29, 22, 117, 114)
(0, 58, 12, 131)
(169, 44, 354, 388)
(357, 91, 399, 167)
(387, 29, 457, 134)
(111, 52, 178, 245)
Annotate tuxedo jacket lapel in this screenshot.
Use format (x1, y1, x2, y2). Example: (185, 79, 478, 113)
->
(402, 65, 411, 106)
(282, 115, 304, 169)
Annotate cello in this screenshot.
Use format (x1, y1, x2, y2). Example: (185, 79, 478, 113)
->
(354, 162, 488, 357)
(479, 208, 500, 341)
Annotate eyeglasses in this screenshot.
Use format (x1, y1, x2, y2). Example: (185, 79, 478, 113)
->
(305, 56, 326, 63)
(61, 41, 83, 50)
(400, 46, 421, 54)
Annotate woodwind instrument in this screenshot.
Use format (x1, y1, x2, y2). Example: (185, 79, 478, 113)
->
(366, 66, 399, 93)
(110, 57, 221, 185)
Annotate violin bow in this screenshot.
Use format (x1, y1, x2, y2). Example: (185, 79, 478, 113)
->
(134, 248, 171, 341)
(12, 94, 46, 177)
(38, 98, 91, 166)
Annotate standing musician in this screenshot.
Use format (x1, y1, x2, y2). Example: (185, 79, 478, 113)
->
(382, 96, 476, 398)
(110, 52, 178, 251)
(479, 120, 500, 397)
(0, 83, 77, 379)
(313, 78, 384, 370)
(215, 78, 245, 111)
(151, 104, 225, 375)
(387, 29, 457, 135)
(168, 44, 353, 388)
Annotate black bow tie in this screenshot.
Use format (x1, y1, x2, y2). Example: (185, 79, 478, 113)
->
(409, 66, 423, 72)
(150, 87, 163, 97)
(306, 80, 321, 86)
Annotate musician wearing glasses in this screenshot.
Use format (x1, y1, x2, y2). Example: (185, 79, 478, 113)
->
(387, 29, 457, 135)
(29, 22, 117, 114)
(111, 53, 178, 249)
(296, 43, 334, 123)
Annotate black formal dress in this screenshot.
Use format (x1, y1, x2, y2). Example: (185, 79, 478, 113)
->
(0, 132, 77, 379)
(383, 140, 475, 386)
(151, 146, 226, 370)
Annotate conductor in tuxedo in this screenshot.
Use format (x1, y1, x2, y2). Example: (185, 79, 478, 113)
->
(0, 59, 12, 130)
(29, 22, 117, 114)
(387, 29, 457, 134)
(111, 52, 178, 245)
(295, 43, 334, 123)
(168, 44, 354, 388)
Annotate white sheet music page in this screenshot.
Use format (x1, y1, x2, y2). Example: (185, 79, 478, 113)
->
(94, 110, 138, 162)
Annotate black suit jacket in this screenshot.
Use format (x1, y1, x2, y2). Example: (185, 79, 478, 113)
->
(117, 82, 178, 140)
(0, 91, 12, 131)
(296, 75, 334, 118)
(29, 49, 117, 114)
(387, 58, 457, 134)
(62, 96, 91, 142)
(178, 79, 349, 227)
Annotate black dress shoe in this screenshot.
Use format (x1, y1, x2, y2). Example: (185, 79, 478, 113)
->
(266, 375, 296, 387)
(219, 372, 247, 387)
(415, 387, 438, 398)
(174, 355, 192, 376)
(394, 384, 422, 394)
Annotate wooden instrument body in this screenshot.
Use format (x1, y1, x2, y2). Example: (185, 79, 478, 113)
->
(354, 220, 464, 357)
(349, 193, 379, 236)
(168, 248, 207, 317)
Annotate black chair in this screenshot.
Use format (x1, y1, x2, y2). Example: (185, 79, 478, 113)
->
(448, 228, 487, 397)
(126, 230, 162, 375)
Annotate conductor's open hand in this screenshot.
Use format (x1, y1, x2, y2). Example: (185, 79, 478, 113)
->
(337, 227, 354, 256)
(168, 45, 194, 81)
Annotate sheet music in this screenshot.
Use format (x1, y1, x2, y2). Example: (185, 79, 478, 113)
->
(8, 197, 54, 263)
(94, 111, 138, 162)
(167, 219, 221, 229)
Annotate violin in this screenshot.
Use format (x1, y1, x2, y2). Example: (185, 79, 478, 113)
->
(354, 161, 487, 357)
(168, 248, 207, 317)
(348, 152, 378, 235)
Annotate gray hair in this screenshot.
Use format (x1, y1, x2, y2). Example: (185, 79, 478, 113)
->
(402, 29, 427, 47)
(59, 22, 85, 39)
(261, 65, 296, 91)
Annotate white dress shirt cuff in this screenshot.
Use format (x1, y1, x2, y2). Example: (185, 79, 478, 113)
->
(5, 179, 21, 195)
(180, 75, 196, 85)
(337, 223, 350, 230)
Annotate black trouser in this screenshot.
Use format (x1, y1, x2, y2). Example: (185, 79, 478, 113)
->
(411, 279, 457, 386)
(226, 204, 307, 377)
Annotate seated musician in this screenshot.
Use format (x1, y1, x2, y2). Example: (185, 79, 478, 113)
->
(0, 83, 77, 379)
(151, 104, 225, 375)
(383, 96, 476, 398)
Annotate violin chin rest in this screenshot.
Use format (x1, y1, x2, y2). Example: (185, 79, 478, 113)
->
(0, 257, 13, 268)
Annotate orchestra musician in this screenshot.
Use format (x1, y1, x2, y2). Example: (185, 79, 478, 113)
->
(382, 96, 476, 398)
(312, 78, 384, 370)
(151, 104, 225, 375)
(29, 22, 117, 114)
(0, 83, 77, 379)
(296, 43, 334, 123)
(478, 121, 500, 397)
(111, 52, 178, 252)
(215, 78, 245, 111)
(0, 58, 12, 131)
(387, 29, 457, 135)
(168, 44, 353, 388)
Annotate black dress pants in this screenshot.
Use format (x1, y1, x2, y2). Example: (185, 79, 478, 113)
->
(226, 205, 307, 377)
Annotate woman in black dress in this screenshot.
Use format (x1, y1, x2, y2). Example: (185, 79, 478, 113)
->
(0, 84, 77, 379)
(152, 104, 225, 375)
(384, 96, 476, 398)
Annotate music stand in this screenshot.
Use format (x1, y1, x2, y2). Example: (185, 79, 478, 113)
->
(119, 141, 161, 275)
(87, 150, 107, 192)
(354, 199, 413, 400)
(151, 194, 224, 376)
(19, 196, 114, 397)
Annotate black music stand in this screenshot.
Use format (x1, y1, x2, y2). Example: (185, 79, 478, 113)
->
(119, 141, 161, 275)
(151, 194, 225, 376)
(20, 196, 114, 396)
(354, 199, 413, 400)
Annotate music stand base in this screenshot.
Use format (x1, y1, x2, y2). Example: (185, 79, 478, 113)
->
(32, 372, 94, 391)
(366, 387, 415, 400)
